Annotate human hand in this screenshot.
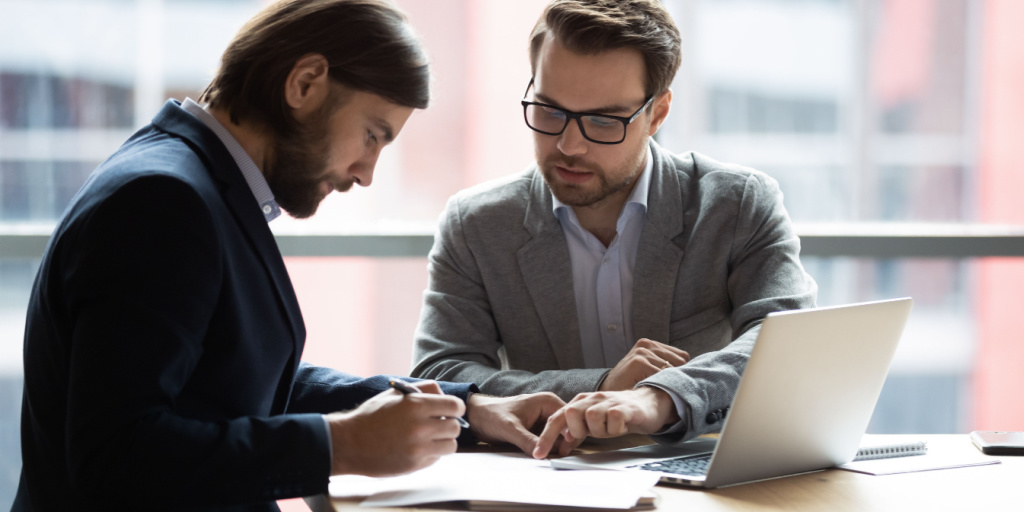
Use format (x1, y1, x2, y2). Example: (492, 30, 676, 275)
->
(531, 386, 679, 459)
(466, 392, 580, 457)
(327, 380, 465, 477)
(600, 338, 690, 392)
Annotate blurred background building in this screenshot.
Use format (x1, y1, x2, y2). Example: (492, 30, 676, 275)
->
(1, 0, 1022, 508)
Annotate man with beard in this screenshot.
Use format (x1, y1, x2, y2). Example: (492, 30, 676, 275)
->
(14, 1, 569, 511)
(411, 0, 817, 457)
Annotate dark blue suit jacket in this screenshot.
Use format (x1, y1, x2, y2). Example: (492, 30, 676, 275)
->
(14, 101, 475, 512)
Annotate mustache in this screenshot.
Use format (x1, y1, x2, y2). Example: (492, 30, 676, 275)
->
(542, 155, 599, 174)
(332, 179, 355, 193)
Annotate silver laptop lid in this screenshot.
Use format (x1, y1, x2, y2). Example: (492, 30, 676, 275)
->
(702, 297, 913, 487)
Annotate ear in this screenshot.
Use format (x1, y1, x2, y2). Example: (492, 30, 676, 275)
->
(647, 89, 673, 137)
(284, 53, 331, 120)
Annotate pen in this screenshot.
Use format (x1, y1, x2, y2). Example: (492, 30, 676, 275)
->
(389, 379, 471, 428)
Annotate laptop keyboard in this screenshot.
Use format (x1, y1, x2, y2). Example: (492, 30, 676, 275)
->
(629, 454, 712, 477)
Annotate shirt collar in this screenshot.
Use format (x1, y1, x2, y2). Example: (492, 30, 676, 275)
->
(180, 98, 282, 222)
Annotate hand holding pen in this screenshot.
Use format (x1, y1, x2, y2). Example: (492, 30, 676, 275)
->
(326, 379, 466, 477)
(390, 378, 471, 428)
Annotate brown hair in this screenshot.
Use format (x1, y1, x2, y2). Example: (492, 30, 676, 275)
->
(200, 0, 429, 130)
(529, 0, 681, 97)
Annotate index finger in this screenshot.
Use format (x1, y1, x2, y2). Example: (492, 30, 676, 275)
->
(411, 380, 443, 395)
(659, 349, 690, 366)
(532, 411, 569, 459)
(644, 341, 690, 363)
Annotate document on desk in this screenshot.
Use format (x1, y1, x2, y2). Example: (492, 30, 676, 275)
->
(838, 436, 1000, 476)
(329, 452, 660, 510)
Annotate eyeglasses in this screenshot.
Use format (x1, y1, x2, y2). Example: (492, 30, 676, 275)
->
(521, 78, 654, 145)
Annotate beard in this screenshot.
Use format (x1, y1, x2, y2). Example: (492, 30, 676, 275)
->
(538, 136, 649, 208)
(264, 91, 348, 219)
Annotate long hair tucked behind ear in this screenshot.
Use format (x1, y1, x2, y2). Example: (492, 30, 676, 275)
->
(200, 0, 429, 130)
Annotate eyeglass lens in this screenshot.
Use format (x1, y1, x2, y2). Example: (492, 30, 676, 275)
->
(525, 104, 624, 143)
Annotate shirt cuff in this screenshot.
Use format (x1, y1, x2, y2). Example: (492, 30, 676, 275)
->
(637, 383, 689, 435)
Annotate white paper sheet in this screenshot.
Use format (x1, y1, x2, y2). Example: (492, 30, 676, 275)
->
(329, 452, 660, 509)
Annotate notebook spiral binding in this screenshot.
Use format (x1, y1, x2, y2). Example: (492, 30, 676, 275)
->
(853, 441, 928, 461)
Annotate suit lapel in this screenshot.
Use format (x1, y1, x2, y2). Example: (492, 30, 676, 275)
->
(151, 101, 306, 360)
(517, 172, 585, 369)
(632, 142, 689, 342)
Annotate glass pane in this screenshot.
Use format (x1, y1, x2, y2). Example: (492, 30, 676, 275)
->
(871, 0, 967, 134)
(659, 0, 1024, 225)
(285, 257, 430, 378)
(805, 256, 1024, 434)
(0, 259, 36, 507)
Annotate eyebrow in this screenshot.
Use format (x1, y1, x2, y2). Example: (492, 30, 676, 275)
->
(533, 92, 637, 116)
(370, 116, 395, 144)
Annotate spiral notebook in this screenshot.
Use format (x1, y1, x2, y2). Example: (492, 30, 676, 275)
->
(852, 441, 928, 461)
(838, 436, 999, 475)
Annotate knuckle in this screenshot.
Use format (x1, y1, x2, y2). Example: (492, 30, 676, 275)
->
(569, 392, 592, 404)
(564, 407, 583, 422)
(441, 439, 458, 454)
(443, 419, 462, 437)
(448, 399, 466, 416)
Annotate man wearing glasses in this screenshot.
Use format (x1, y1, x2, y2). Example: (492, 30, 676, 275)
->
(412, 0, 817, 453)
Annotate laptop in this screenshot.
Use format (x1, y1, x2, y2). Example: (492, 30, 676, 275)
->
(550, 297, 914, 488)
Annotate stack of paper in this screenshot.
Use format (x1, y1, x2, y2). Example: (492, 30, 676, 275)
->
(329, 452, 660, 510)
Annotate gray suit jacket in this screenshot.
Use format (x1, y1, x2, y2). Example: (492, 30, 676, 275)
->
(411, 141, 817, 441)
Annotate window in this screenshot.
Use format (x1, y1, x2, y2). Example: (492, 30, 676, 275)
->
(660, 0, 1024, 435)
(2, 0, 1023, 506)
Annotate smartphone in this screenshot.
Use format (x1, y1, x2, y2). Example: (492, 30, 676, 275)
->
(970, 431, 1024, 456)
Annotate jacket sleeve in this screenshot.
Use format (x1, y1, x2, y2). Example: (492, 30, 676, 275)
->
(410, 195, 608, 400)
(287, 363, 480, 446)
(61, 175, 330, 507)
(288, 363, 477, 413)
(642, 171, 817, 445)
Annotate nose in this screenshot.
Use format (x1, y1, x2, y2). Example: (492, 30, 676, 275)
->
(350, 149, 380, 187)
(556, 118, 588, 157)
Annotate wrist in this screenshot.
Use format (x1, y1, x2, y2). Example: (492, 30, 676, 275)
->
(326, 411, 354, 475)
(596, 369, 613, 392)
(465, 393, 498, 429)
(639, 386, 680, 429)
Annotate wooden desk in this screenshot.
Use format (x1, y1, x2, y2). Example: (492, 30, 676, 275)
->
(308, 435, 1019, 512)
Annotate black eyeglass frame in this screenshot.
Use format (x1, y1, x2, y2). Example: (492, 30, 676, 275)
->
(520, 78, 655, 145)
